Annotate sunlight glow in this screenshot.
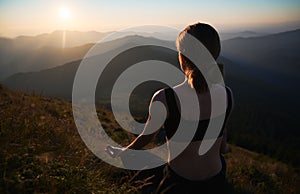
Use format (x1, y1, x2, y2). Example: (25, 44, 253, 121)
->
(59, 6, 71, 21)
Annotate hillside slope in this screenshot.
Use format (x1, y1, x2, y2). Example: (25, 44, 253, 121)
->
(0, 85, 299, 193)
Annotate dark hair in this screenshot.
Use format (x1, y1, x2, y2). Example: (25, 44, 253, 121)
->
(176, 23, 221, 93)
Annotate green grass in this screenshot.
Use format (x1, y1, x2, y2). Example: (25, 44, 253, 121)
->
(225, 146, 299, 194)
(0, 85, 299, 193)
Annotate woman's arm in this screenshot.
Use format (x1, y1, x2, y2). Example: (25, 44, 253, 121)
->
(220, 87, 234, 154)
(106, 90, 166, 158)
(123, 89, 166, 151)
(107, 115, 160, 158)
(220, 128, 229, 154)
(124, 118, 160, 150)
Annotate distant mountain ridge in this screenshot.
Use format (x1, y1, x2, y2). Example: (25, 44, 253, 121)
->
(222, 28, 300, 76)
(220, 30, 268, 40)
(1, 28, 294, 80)
(0, 30, 106, 80)
(0, 30, 177, 80)
(4, 30, 110, 48)
(0, 42, 93, 80)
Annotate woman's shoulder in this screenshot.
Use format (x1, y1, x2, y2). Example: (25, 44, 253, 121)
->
(152, 88, 167, 103)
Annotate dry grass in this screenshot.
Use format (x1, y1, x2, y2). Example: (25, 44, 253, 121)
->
(0, 85, 299, 193)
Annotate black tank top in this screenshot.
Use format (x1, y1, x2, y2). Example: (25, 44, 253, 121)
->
(163, 86, 233, 142)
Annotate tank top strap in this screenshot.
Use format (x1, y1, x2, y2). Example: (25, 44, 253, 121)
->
(164, 87, 181, 118)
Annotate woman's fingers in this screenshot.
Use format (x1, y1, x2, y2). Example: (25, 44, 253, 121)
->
(105, 145, 116, 157)
(106, 145, 124, 158)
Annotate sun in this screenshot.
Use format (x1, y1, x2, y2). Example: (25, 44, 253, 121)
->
(59, 6, 71, 20)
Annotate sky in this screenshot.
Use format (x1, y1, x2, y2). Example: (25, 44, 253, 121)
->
(0, 0, 300, 37)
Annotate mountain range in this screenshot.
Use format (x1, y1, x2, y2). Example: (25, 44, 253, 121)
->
(0, 29, 271, 80)
(220, 30, 268, 40)
(0, 30, 103, 80)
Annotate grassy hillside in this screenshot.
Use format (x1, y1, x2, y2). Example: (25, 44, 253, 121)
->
(0, 85, 299, 193)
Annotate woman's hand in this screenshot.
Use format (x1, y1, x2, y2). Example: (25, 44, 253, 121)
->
(105, 145, 126, 158)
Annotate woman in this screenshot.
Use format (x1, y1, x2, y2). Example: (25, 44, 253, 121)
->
(107, 23, 233, 193)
